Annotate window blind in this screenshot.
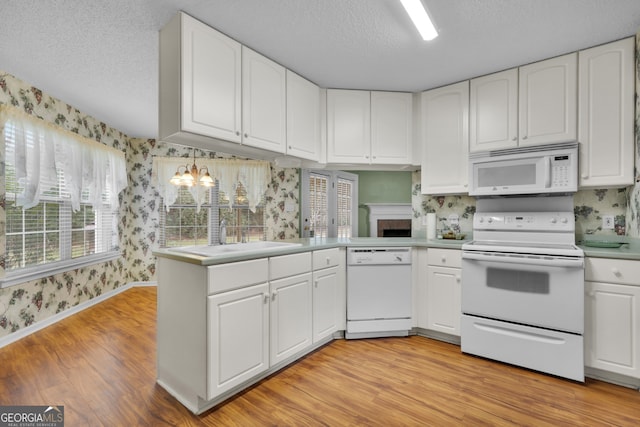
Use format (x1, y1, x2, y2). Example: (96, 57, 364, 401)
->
(1, 105, 127, 274)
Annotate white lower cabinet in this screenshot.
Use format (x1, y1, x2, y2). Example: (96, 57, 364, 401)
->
(269, 272, 313, 365)
(207, 282, 270, 399)
(426, 248, 462, 336)
(312, 247, 344, 342)
(585, 257, 640, 379)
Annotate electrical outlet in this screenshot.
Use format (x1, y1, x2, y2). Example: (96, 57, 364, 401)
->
(602, 215, 614, 230)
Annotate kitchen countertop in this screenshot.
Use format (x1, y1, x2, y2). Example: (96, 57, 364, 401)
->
(153, 236, 640, 266)
(578, 237, 640, 261)
(153, 237, 470, 266)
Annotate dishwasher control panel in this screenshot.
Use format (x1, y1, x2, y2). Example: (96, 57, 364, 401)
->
(347, 247, 412, 265)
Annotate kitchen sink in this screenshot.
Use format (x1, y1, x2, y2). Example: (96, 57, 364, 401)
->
(169, 241, 302, 257)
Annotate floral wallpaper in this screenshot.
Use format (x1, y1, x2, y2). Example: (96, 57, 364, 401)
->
(0, 71, 299, 339)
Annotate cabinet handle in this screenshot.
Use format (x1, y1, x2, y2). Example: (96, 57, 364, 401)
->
(272, 290, 277, 301)
(512, 137, 517, 141)
(263, 293, 269, 304)
(612, 268, 621, 276)
(522, 135, 528, 140)
(315, 280, 319, 288)
(326, 257, 331, 265)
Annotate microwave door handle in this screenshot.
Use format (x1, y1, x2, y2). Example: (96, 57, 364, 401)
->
(544, 157, 551, 188)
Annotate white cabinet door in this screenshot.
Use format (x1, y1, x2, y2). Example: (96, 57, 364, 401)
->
(370, 91, 412, 164)
(270, 273, 313, 365)
(312, 266, 339, 343)
(519, 53, 577, 146)
(242, 47, 286, 153)
(578, 37, 635, 188)
(207, 282, 269, 399)
(426, 265, 461, 336)
(286, 70, 321, 161)
(421, 81, 469, 195)
(469, 68, 518, 152)
(327, 89, 371, 164)
(585, 281, 640, 378)
(179, 13, 242, 143)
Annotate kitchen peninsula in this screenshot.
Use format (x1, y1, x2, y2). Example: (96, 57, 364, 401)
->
(154, 237, 640, 413)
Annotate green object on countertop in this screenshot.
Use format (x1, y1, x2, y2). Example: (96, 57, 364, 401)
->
(583, 241, 624, 248)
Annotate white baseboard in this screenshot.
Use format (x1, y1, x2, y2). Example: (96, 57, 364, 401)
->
(0, 281, 157, 349)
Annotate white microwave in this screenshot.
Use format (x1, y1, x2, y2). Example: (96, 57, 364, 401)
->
(468, 143, 578, 196)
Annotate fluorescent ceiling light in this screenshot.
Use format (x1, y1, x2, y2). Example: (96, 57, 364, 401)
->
(400, 0, 438, 41)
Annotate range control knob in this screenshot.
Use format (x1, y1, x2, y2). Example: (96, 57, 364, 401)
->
(478, 217, 484, 224)
(487, 217, 493, 224)
(560, 217, 569, 224)
(550, 218, 557, 224)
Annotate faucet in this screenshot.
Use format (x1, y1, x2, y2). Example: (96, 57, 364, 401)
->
(219, 219, 226, 244)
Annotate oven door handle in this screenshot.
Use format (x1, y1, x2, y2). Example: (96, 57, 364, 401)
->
(462, 252, 584, 268)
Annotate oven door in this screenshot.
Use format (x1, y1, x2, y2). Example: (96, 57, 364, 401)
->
(461, 251, 584, 333)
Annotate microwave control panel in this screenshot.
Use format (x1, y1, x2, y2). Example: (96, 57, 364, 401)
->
(550, 155, 573, 188)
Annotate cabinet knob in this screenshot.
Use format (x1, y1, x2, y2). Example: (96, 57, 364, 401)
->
(582, 174, 588, 179)
(512, 137, 517, 141)
(244, 133, 248, 138)
(289, 145, 292, 149)
(612, 268, 621, 277)
(272, 290, 278, 301)
(456, 276, 461, 283)
(315, 280, 319, 288)
(441, 256, 446, 263)
(326, 257, 331, 265)
(236, 131, 240, 136)
(522, 135, 528, 140)
(263, 293, 269, 304)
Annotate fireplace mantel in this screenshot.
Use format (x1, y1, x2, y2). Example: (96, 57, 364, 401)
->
(366, 203, 412, 237)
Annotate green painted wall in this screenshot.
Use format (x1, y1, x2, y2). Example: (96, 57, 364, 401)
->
(349, 171, 412, 237)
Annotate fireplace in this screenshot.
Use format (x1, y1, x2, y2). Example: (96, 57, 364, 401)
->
(366, 203, 412, 238)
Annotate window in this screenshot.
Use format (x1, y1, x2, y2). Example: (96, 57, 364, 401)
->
(301, 170, 358, 238)
(160, 182, 265, 247)
(1, 107, 127, 287)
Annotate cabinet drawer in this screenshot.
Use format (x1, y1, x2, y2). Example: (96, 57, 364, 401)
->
(427, 248, 462, 268)
(208, 259, 269, 295)
(586, 257, 640, 286)
(270, 252, 312, 280)
(313, 248, 342, 270)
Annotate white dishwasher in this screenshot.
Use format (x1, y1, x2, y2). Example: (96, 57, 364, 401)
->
(346, 247, 412, 339)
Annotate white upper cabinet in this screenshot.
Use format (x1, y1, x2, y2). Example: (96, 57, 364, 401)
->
(160, 12, 242, 144)
(421, 81, 469, 195)
(327, 89, 413, 165)
(470, 53, 578, 153)
(327, 89, 372, 164)
(518, 53, 578, 146)
(578, 37, 635, 188)
(286, 70, 321, 161)
(370, 91, 413, 164)
(469, 69, 518, 152)
(242, 46, 286, 153)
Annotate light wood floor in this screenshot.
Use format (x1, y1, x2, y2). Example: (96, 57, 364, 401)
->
(1, 287, 639, 426)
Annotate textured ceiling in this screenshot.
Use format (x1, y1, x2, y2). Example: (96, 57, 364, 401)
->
(1, 0, 640, 139)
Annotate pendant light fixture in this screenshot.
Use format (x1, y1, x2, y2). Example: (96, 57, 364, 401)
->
(400, 0, 438, 41)
(169, 150, 215, 187)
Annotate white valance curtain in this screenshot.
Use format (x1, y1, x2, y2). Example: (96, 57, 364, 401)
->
(152, 157, 272, 212)
(0, 104, 128, 211)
